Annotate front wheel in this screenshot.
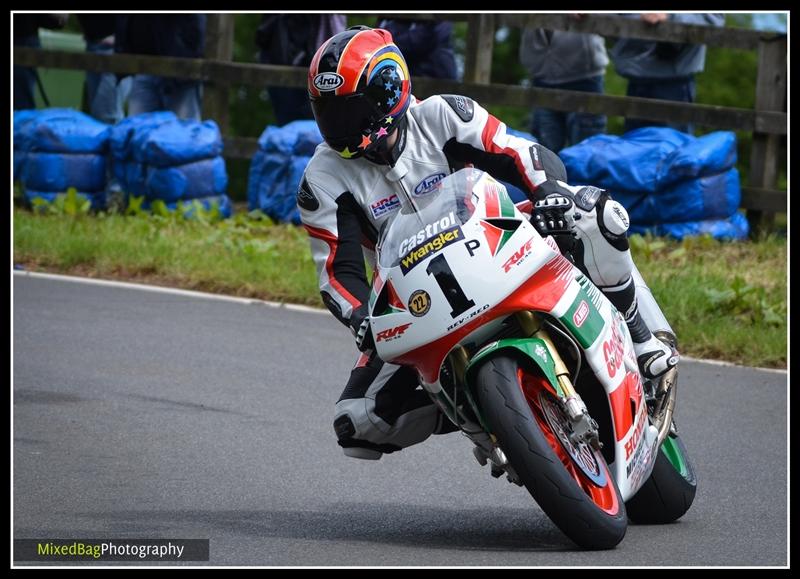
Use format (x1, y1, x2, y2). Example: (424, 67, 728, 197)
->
(625, 431, 697, 524)
(475, 355, 627, 549)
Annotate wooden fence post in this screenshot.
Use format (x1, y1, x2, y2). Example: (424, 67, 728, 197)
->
(747, 35, 787, 235)
(203, 14, 235, 132)
(464, 14, 494, 84)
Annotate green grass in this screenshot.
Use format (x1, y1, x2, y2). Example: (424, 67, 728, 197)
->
(13, 206, 787, 368)
(14, 206, 320, 306)
(632, 233, 786, 368)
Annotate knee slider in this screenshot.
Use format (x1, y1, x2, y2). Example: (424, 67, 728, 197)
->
(333, 415, 356, 441)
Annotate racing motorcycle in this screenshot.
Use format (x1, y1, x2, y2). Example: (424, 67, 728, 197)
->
(369, 168, 697, 549)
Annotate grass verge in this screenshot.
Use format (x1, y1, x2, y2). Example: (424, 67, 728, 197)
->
(13, 207, 787, 368)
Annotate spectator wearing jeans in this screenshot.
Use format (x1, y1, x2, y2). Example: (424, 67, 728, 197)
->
(13, 13, 68, 110)
(519, 18, 608, 152)
(77, 14, 131, 124)
(610, 13, 725, 135)
(115, 14, 206, 121)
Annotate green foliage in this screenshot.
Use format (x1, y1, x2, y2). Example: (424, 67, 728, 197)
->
(629, 234, 663, 258)
(632, 232, 786, 367)
(30, 188, 91, 217)
(704, 276, 785, 326)
(491, 27, 528, 86)
(122, 195, 226, 225)
(125, 195, 146, 217)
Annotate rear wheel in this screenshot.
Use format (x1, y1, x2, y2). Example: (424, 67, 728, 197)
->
(625, 430, 697, 523)
(475, 355, 627, 549)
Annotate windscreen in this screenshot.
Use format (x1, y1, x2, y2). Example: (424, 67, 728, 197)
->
(377, 168, 484, 268)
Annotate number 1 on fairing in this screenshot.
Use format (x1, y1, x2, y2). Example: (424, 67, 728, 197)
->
(425, 254, 475, 318)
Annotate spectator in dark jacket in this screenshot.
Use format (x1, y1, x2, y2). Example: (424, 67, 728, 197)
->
(77, 14, 130, 124)
(13, 13, 68, 110)
(256, 14, 346, 126)
(115, 14, 206, 120)
(610, 13, 725, 134)
(376, 18, 458, 80)
(519, 19, 608, 152)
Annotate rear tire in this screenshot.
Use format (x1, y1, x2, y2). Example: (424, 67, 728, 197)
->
(626, 432, 697, 524)
(475, 355, 627, 549)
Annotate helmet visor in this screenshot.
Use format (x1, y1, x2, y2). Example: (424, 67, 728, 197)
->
(310, 93, 385, 152)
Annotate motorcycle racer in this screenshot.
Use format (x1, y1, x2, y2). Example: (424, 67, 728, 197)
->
(298, 26, 679, 459)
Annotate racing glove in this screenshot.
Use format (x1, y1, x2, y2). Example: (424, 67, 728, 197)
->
(531, 189, 577, 255)
(350, 306, 375, 352)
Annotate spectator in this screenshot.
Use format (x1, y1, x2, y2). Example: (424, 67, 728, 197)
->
(77, 14, 130, 124)
(610, 13, 725, 134)
(115, 14, 206, 121)
(13, 13, 68, 110)
(376, 18, 458, 80)
(256, 14, 346, 125)
(519, 17, 608, 152)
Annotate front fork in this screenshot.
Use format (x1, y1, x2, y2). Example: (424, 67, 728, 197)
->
(438, 311, 601, 481)
(516, 311, 601, 451)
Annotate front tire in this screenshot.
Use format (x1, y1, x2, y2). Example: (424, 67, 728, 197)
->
(625, 431, 697, 524)
(475, 355, 627, 549)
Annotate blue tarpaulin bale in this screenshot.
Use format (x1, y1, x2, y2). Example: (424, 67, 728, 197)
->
(145, 156, 228, 203)
(22, 152, 107, 192)
(612, 168, 741, 224)
(24, 189, 107, 211)
(659, 131, 738, 187)
(248, 151, 294, 222)
(132, 119, 224, 167)
(19, 108, 111, 154)
(110, 112, 178, 189)
(560, 127, 738, 194)
(269, 156, 309, 225)
(14, 110, 40, 180)
(629, 211, 749, 241)
(14, 109, 110, 208)
(123, 162, 147, 198)
(256, 120, 322, 155)
(142, 194, 233, 219)
(248, 120, 323, 223)
(109, 111, 178, 162)
(560, 130, 688, 193)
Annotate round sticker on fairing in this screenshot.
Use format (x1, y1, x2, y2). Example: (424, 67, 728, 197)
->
(408, 290, 431, 317)
(313, 72, 344, 92)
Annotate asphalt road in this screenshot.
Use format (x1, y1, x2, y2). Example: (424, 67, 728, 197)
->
(13, 274, 788, 566)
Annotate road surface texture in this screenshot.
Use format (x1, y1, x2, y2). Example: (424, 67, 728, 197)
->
(13, 274, 788, 566)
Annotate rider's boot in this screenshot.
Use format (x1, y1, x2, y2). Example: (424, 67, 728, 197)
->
(601, 275, 680, 381)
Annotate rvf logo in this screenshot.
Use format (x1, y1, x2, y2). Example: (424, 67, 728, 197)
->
(376, 322, 412, 342)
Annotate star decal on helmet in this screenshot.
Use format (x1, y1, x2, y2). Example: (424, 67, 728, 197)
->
(339, 147, 355, 159)
(358, 134, 372, 149)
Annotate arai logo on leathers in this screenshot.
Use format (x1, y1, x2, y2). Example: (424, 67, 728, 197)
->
(414, 173, 446, 196)
(313, 72, 344, 92)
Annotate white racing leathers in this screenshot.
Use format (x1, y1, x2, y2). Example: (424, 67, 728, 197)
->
(298, 95, 637, 459)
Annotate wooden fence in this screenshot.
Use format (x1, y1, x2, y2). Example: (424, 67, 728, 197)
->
(14, 13, 787, 232)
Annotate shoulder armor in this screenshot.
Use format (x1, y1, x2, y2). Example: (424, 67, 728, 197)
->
(297, 177, 320, 211)
(440, 95, 474, 122)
